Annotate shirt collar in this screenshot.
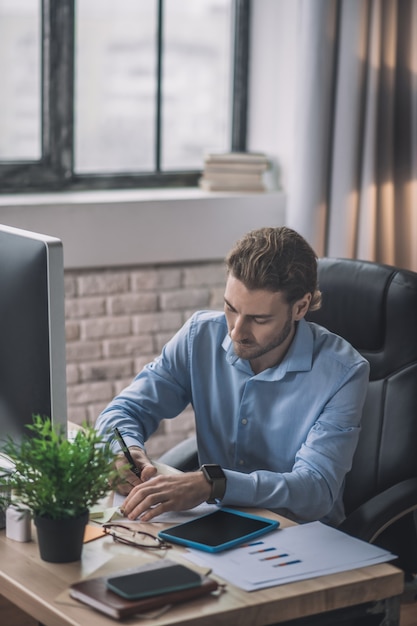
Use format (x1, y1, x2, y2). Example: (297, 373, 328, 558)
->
(222, 318, 314, 379)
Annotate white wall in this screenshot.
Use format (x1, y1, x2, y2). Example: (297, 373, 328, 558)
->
(248, 0, 300, 195)
(0, 189, 284, 269)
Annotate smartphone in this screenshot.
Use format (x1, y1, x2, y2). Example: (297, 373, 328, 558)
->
(106, 564, 202, 600)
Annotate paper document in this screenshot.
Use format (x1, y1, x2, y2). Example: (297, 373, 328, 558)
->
(112, 490, 218, 524)
(183, 520, 396, 591)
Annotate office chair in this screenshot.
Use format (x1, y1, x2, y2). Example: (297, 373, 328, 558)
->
(158, 258, 417, 573)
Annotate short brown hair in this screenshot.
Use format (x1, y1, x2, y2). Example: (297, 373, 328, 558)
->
(225, 226, 321, 311)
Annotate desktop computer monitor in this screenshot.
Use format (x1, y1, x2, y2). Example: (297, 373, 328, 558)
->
(0, 224, 68, 446)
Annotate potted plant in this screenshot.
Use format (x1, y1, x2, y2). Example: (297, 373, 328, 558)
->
(0, 454, 14, 530)
(0, 415, 120, 563)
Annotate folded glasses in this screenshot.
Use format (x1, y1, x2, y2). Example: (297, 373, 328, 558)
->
(103, 522, 172, 550)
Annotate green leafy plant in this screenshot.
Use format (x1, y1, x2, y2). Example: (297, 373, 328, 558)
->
(0, 460, 12, 519)
(1, 415, 120, 520)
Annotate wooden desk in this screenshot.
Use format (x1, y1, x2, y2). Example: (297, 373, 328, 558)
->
(0, 511, 404, 626)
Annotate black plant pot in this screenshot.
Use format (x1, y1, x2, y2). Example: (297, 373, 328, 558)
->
(34, 509, 89, 563)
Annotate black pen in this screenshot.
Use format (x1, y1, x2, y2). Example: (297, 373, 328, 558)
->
(114, 427, 142, 478)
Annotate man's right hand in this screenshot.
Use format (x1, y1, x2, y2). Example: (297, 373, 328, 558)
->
(114, 446, 158, 495)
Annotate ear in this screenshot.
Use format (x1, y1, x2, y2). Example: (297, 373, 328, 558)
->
(292, 293, 311, 321)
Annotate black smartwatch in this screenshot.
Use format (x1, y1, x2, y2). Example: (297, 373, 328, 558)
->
(200, 464, 227, 504)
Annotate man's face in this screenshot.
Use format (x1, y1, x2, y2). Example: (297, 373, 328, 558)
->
(223, 274, 310, 372)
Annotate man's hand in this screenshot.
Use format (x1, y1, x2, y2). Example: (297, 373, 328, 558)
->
(121, 471, 212, 521)
(114, 446, 158, 495)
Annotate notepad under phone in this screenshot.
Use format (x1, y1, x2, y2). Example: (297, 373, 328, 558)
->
(70, 560, 218, 619)
(158, 508, 279, 553)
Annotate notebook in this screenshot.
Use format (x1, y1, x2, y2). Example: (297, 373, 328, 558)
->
(69, 559, 219, 619)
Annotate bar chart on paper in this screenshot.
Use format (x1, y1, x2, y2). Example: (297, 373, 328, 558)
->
(244, 542, 301, 567)
(183, 521, 396, 591)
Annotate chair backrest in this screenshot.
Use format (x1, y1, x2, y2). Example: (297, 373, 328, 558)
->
(306, 257, 417, 516)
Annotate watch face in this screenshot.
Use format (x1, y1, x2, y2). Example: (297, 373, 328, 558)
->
(204, 465, 225, 480)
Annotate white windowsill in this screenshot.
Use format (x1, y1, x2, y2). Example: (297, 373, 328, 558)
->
(0, 188, 286, 269)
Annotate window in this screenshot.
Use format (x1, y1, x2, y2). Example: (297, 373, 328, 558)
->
(0, 0, 249, 193)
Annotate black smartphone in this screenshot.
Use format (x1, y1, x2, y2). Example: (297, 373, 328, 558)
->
(106, 563, 202, 600)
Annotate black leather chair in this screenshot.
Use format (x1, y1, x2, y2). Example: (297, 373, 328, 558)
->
(158, 258, 417, 573)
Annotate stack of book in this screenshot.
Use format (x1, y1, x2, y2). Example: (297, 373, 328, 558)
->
(199, 152, 270, 192)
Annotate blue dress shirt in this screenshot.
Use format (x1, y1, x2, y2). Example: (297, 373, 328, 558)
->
(96, 311, 369, 525)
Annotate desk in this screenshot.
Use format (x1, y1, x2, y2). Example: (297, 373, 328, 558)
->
(0, 511, 404, 626)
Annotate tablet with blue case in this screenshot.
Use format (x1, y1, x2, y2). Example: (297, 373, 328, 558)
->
(158, 508, 279, 553)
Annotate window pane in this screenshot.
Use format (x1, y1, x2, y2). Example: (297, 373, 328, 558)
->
(0, 0, 41, 161)
(162, 0, 233, 170)
(74, 0, 157, 174)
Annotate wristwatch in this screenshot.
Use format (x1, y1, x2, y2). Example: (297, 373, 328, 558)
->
(200, 464, 227, 504)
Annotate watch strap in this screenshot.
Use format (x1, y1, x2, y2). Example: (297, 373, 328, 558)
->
(200, 464, 226, 504)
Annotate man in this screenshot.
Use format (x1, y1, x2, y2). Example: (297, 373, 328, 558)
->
(95, 227, 369, 525)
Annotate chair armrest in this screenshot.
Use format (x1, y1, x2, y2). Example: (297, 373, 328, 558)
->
(157, 436, 198, 472)
(339, 477, 417, 543)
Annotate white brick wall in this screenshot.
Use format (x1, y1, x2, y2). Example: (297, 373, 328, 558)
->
(65, 260, 226, 458)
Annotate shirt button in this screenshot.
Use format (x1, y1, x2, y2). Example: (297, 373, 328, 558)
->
(239, 459, 244, 465)
(241, 418, 248, 425)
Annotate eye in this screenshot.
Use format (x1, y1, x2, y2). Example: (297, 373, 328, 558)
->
(252, 317, 269, 325)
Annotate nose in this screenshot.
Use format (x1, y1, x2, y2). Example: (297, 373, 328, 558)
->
(230, 315, 247, 341)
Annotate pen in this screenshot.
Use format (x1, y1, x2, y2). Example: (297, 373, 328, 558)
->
(114, 427, 142, 478)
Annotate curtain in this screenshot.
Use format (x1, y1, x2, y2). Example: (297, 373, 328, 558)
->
(288, 0, 417, 271)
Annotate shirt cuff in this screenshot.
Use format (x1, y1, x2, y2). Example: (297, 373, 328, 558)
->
(111, 436, 145, 455)
(221, 469, 257, 506)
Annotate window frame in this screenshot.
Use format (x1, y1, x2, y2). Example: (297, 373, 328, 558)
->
(0, 0, 250, 194)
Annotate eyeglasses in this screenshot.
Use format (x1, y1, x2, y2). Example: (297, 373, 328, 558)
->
(103, 523, 172, 550)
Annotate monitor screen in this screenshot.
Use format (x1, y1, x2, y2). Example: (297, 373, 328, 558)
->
(0, 225, 67, 447)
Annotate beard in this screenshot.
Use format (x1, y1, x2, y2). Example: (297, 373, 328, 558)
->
(231, 312, 294, 362)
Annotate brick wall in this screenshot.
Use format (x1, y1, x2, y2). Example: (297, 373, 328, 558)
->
(64, 260, 226, 458)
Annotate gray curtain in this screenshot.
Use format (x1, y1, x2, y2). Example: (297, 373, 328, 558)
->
(288, 0, 417, 270)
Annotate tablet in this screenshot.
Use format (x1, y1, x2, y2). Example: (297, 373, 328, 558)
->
(158, 508, 279, 553)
